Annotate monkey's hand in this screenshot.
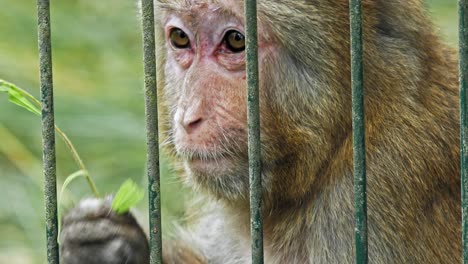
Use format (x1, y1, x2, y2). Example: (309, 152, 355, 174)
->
(60, 197, 150, 264)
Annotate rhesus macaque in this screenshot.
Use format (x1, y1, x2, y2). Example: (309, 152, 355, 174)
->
(60, 0, 462, 263)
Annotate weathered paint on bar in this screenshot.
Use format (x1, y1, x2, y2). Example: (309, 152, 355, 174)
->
(460, 0, 468, 262)
(37, 0, 59, 263)
(141, 0, 162, 263)
(350, 0, 368, 263)
(244, 0, 264, 263)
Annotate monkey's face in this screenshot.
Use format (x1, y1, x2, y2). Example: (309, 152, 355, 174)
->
(159, 2, 273, 200)
(158, 0, 350, 201)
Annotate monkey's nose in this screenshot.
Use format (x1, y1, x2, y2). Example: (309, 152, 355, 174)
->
(183, 117, 204, 134)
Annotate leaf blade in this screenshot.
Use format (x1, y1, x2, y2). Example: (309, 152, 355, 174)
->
(111, 179, 145, 214)
(8, 90, 41, 116)
(59, 170, 88, 201)
(0, 80, 41, 115)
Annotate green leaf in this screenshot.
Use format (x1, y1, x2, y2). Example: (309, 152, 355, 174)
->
(0, 81, 41, 115)
(8, 89, 41, 116)
(57, 170, 88, 245)
(111, 179, 145, 214)
(59, 170, 88, 202)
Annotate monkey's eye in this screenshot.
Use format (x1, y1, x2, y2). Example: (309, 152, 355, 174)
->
(223, 30, 245, 53)
(170, 28, 190, 49)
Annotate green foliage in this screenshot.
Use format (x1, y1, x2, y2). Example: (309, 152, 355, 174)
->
(1, 79, 147, 247)
(0, 80, 40, 116)
(112, 179, 145, 214)
(0, 79, 101, 197)
(59, 170, 88, 203)
(1, 79, 147, 215)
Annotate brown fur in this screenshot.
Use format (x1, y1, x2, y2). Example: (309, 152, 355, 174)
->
(156, 0, 461, 263)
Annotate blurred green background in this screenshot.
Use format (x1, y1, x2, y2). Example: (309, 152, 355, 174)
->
(0, 0, 459, 263)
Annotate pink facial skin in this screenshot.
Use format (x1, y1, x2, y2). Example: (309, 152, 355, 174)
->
(161, 3, 274, 177)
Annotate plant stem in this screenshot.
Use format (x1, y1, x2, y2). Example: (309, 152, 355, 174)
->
(55, 127, 100, 197)
(0, 79, 100, 197)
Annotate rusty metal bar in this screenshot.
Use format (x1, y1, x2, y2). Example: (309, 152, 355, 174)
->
(244, 0, 264, 263)
(141, 0, 162, 263)
(350, 0, 368, 263)
(459, 0, 468, 262)
(37, 0, 59, 263)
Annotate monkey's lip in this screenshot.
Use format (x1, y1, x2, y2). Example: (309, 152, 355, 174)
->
(186, 155, 234, 171)
(187, 155, 232, 164)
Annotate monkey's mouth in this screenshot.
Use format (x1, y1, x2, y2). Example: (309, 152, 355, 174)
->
(189, 157, 236, 175)
(189, 155, 232, 165)
(180, 150, 237, 173)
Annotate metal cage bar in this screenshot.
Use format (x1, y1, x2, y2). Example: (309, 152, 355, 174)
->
(460, 0, 468, 262)
(350, 0, 368, 263)
(244, 0, 264, 263)
(37, 0, 59, 263)
(140, 0, 163, 263)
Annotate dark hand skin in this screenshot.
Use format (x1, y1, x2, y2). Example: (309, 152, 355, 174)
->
(60, 197, 150, 264)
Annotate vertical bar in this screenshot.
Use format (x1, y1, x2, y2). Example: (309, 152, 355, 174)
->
(37, 0, 59, 263)
(460, 0, 468, 262)
(244, 1, 263, 263)
(350, 0, 368, 263)
(141, 0, 162, 263)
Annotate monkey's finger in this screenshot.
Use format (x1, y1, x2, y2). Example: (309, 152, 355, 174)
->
(60, 197, 149, 264)
(61, 235, 148, 264)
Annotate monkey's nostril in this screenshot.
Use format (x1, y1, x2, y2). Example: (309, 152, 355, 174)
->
(186, 118, 203, 133)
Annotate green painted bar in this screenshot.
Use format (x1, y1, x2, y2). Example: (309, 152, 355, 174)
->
(244, 0, 264, 263)
(460, 0, 468, 262)
(37, 0, 59, 263)
(141, 0, 162, 263)
(350, 0, 368, 263)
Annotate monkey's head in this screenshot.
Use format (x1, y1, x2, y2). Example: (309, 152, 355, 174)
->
(156, 0, 354, 203)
